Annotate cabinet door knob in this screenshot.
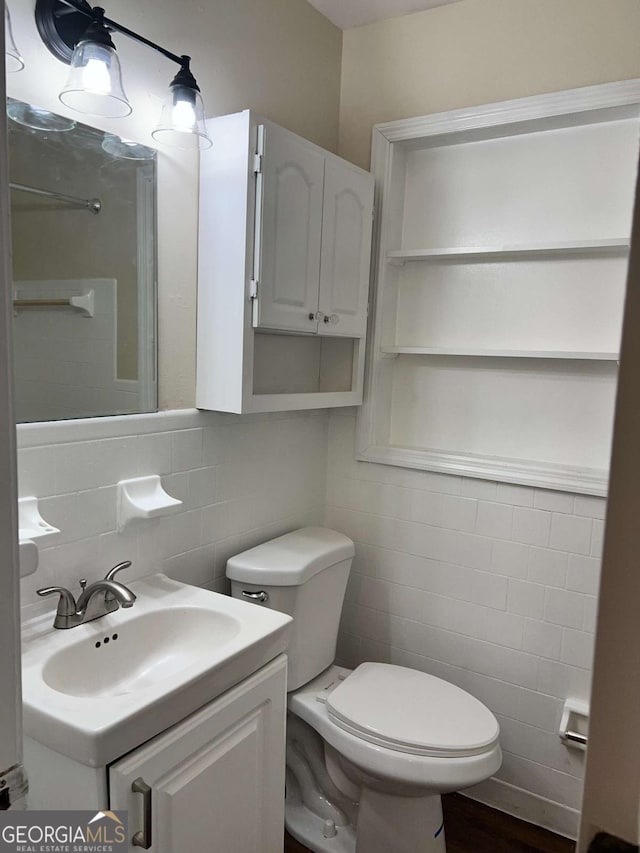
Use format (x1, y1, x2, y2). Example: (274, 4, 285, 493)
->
(324, 313, 339, 325)
(132, 777, 152, 849)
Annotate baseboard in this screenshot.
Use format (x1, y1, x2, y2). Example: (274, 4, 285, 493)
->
(463, 777, 580, 841)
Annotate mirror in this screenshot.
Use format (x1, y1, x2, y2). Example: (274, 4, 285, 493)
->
(7, 98, 157, 423)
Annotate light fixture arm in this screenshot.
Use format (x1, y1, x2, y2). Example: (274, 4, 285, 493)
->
(38, 0, 193, 71)
(34, 0, 212, 149)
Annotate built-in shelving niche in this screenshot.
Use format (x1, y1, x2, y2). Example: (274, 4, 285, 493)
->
(357, 81, 640, 495)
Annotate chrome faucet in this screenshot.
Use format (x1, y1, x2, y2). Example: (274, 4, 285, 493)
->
(37, 561, 137, 629)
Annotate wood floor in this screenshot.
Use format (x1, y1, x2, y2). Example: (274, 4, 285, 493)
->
(284, 793, 575, 852)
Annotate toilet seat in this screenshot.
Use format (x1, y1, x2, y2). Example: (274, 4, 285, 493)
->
(289, 665, 502, 796)
(326, 662, 500, 759)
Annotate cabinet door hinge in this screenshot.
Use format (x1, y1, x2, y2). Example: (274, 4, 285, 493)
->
(253, 153, 262, 175)
(250, 279, 259, 299)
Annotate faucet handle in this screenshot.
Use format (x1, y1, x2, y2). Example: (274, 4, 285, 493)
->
(36, 586, 77, 617)
(104, 560, 132, 582)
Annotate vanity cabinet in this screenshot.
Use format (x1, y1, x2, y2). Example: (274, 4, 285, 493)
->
(197, 110, 374, 413)
(25, 656, 287, 853)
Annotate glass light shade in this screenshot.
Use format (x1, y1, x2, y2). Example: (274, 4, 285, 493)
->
(7, 99, 76, 132)
(102, 133, 155, 161)
(152, 84, 211, 150)
(5, 6, 24, 73)
(59, 40, 131, 118)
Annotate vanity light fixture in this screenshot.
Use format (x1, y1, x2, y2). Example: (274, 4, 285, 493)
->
(59, 8, 131, 117)
(151, 58, 210, 150)
(34, 0, 212, 149)
(5, 5, 24, 73)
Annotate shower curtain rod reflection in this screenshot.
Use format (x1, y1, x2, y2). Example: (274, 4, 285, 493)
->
(9, 182, 101, 214)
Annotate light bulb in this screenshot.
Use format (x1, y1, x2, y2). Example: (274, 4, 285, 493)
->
(172, 98, 197, 132)
(81, 57, 112, 94)
(59, 38, 131, 118)
(152, 77, 211, 150)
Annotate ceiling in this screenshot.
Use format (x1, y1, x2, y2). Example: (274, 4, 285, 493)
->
(307, 0, 465, 30)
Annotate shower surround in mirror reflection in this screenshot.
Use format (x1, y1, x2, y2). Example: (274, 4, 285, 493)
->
(8, 99, 157, 422)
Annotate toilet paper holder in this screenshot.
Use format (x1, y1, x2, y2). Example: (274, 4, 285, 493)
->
(559, 699, 589, 750)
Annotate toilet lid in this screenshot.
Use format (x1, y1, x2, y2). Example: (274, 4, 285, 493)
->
(326, 663, 500, 758)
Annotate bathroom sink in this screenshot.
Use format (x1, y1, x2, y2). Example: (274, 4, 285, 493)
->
(22, 573, 292, 767)
(42, 607, 242, 698)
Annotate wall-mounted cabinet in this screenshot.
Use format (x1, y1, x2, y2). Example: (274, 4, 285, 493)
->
(197, 111, 373, 414)
(358, 81, 640, 495)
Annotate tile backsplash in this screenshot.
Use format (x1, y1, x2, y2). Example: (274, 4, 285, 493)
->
(18, 408, 328, 620)
(326, 410, 603, 838)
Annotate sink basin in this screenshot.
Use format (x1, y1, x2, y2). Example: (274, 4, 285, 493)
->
(42, 607, 242, 698)
(22, 573, 291, 766)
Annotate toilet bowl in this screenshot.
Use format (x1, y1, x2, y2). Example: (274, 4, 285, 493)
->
(227, 527, 502, 853)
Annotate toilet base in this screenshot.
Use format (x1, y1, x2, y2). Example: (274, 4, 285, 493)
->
(355, 789, 446, 853)
(285, 777, 447, 853)
(285, 777, 356, 853)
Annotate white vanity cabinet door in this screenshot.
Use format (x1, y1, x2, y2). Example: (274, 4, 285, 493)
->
(318, 158, 374, 337)
(256, 123, 325, 334)
(109, 656, 287, 853)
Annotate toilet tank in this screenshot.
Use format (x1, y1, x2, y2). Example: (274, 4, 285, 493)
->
(226, 527, 354, 691)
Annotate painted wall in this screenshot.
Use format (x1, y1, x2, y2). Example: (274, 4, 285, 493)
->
(339, 0, 640, 169)
(7, 0, 342, 409)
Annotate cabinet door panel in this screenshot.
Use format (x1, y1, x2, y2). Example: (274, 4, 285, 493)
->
(109, 657, 287, 853)
(257, 124, 324, 333)
(319, 159, 374, 337)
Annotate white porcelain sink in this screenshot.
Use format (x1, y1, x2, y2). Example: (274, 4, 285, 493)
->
(22, 574, 291, 767)
(42, 607, 242, 698)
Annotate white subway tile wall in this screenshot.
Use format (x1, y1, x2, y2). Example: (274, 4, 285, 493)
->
(17, 405, 604, 839)
(326, 411, 603, 838)
(18, 409, 328, 620)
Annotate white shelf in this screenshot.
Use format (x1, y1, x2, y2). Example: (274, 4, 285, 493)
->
(357, 444, 609, 497)
(358, 82, 640, 495)
(381, 346, 619, 360)
(386, 239, 630, 264)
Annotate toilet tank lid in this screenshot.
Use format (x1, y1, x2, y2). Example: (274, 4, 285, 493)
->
(226, 527, 355, 585)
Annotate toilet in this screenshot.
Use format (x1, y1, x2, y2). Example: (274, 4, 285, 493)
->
(227, 527, 501, 853)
